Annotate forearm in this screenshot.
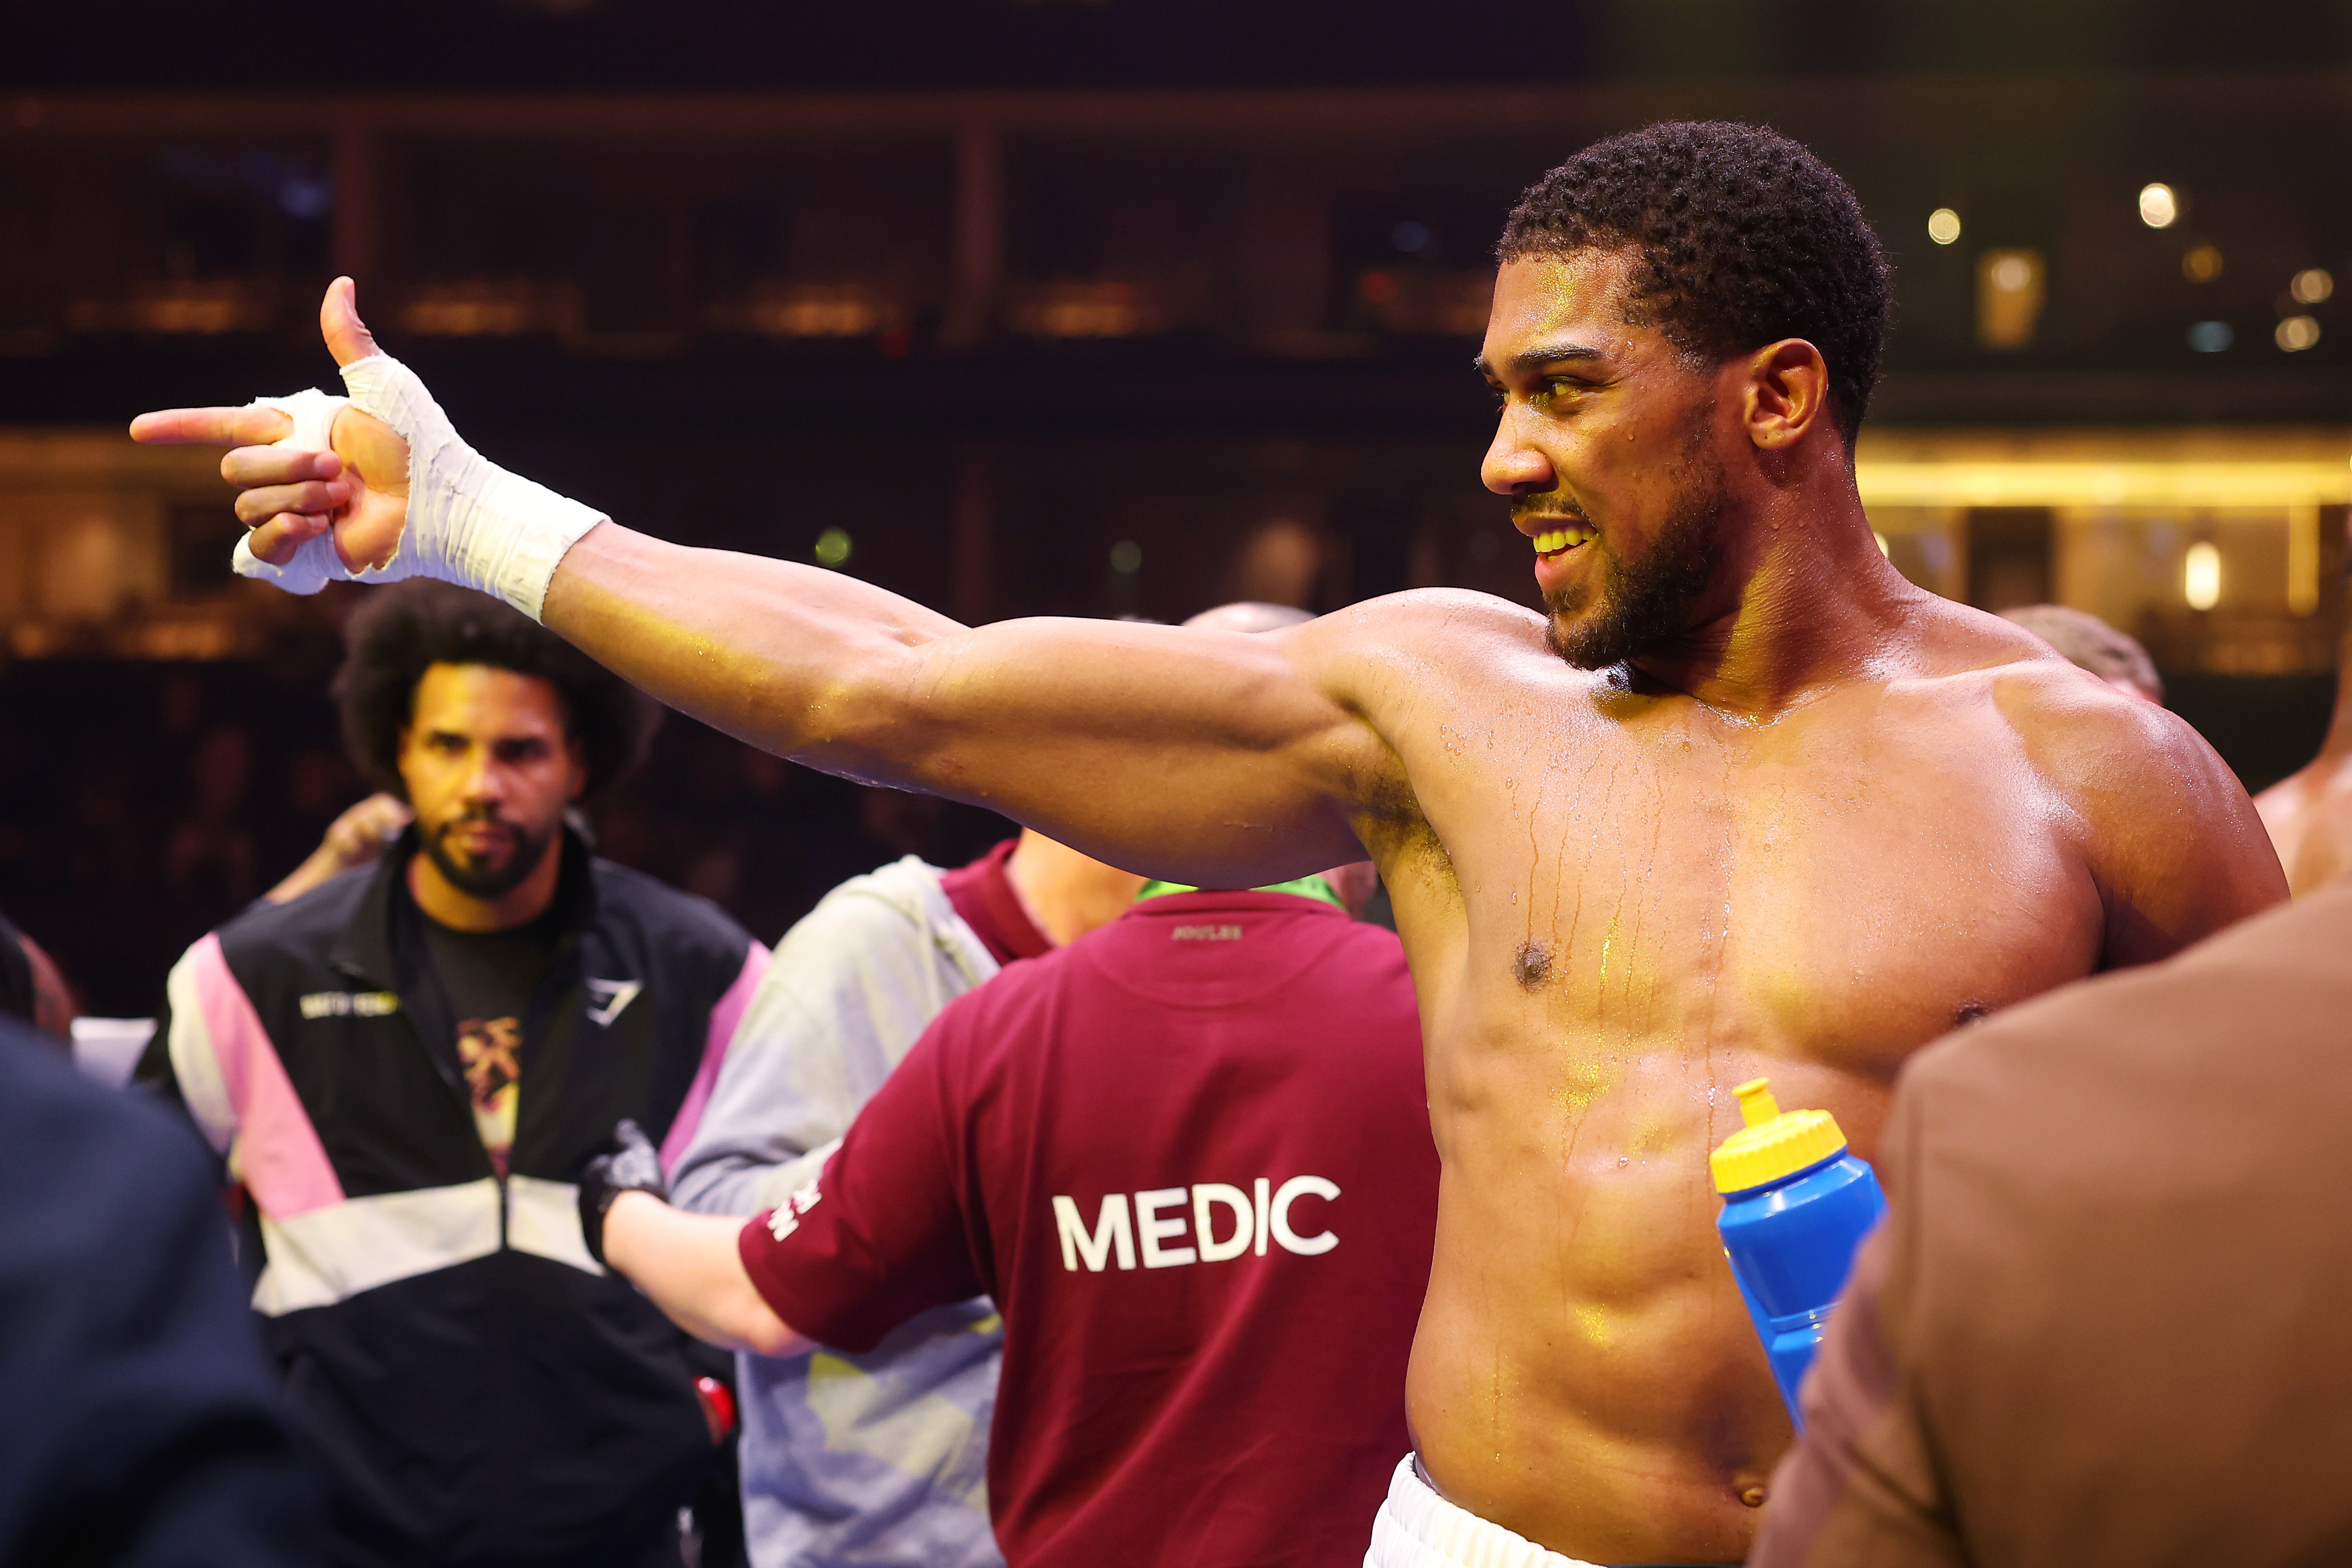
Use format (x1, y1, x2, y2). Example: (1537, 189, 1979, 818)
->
(602, 1190, 811, 1357)
(543, 522, 962, 781)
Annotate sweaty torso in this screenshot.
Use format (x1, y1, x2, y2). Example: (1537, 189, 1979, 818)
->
(1354, 601, 2113, 1563)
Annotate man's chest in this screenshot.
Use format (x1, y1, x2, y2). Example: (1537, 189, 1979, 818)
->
(1386, 695, 2107, 1076)
(263, 965, 682, 1190)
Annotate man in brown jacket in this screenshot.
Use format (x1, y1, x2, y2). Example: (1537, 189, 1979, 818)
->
(1751, 881, 2352, 1568)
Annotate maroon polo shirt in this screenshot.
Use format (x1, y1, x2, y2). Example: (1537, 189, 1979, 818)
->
(738, 888, 1438, 1568)
(939, 839, 1054, 968)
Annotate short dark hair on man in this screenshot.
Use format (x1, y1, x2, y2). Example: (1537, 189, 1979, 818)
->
(1498, 121, 1891, 443)
(335, 580, 662, 799)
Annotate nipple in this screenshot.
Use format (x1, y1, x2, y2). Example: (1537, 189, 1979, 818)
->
(1733, 1078, 1781, 1128)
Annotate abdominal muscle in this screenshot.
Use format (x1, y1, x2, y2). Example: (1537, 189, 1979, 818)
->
(1402, 1051, 1844, 1565)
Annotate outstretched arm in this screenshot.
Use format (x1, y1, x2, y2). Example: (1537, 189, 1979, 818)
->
(133, 281, 1391, 887)
(603, 1191, 811, 1358)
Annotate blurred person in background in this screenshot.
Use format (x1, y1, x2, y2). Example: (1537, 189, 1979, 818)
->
(585, 844, 1434, 1568)
(1750, 878, 2352, 1568)
(0, 1011, 321, 1566)
(1997, 604, 2164, 704)
(664, 603, 1294, 1568)
(670, 827, 1140, 1568)
(135, 580, 768, 1568)
(264, 790, 411, 906)
(0, 907, 77, 1039)
(2256, 564, 2352, 894)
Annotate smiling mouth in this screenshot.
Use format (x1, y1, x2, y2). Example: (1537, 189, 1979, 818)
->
(1528, 522, 1597, 558)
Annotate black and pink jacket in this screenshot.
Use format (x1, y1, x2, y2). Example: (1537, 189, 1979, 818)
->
(136, 828, 766, 1568)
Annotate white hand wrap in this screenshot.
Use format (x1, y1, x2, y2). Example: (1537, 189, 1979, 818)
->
(230, 388, 350, 597)
(229, 355, 608, 620)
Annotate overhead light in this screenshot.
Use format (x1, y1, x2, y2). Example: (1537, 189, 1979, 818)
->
(1391, 221, 1430, 254)
(814, 527, 853, 568)
(2182, 245, 2223, 283)
(1926, 208, 1961, 246)
(2187, 320, 2233, 353)
(2291, 268, 2335, 305)
(2277, 315, 2322, 352)
(2139, 183, 2180, 229)
(1977, 249, 2045, 350)
(1110, 539, 1143, 575)
(2183, 541, 2221, 610)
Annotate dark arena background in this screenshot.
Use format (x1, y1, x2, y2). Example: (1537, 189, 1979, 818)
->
(3, 0, 2349, 1012)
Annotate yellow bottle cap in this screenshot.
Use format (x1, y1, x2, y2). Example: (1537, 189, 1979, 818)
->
(1710, 1078, 1849, 1195)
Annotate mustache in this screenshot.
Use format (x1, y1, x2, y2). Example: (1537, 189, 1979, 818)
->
(1510, 497, 1591, 527)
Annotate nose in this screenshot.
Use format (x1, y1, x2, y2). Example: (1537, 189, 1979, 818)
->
(1481, 411, 1554, 499)
(455, 749, 503, 808)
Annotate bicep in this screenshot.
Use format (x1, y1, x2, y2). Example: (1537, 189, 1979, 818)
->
(547, 526, 1391, 886)
(860, 614, 1381, 884)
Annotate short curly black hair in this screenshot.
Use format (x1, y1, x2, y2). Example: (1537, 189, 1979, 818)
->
(335, 580, 662, 800)
(1497, 122, 1891, 444)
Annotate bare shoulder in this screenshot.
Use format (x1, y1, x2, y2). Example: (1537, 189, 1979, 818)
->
(1290, 587, 1551, 668)
(1900, 597, 2286, 960)
(1948, 603, 2281, 952)
(1281, 588, 1561, 850)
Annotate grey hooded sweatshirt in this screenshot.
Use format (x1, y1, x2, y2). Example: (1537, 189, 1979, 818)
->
(670, 855, 1006, 1568)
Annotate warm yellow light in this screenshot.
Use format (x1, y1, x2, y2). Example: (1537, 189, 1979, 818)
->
(1855, 458, 2352, 509)
(1976, 249, 2046, 350)
(2184, 541, 2221, 610)
(2277, 315, 2321, 352)
(2139, 183, 2180, 229)
(2182, 245, 2224, 283)
(2292, 268, 2335, 305)
(2289, 503, 2322, 616)
(1926, 208, 1961, 245)
(1873, 531, 1890, 557)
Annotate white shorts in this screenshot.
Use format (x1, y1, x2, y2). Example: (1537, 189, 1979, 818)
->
(1363, 1454, 1604, 1568)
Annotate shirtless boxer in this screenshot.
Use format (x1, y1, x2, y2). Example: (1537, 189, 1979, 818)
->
(133, 122, 2286, 1565)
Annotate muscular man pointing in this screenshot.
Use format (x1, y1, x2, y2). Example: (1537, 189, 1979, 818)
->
(135, 123, 2285, 1566)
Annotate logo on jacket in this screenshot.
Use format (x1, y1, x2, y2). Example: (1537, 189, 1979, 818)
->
(300, 991, 400, 1020)
(584, 978, 643, 1027)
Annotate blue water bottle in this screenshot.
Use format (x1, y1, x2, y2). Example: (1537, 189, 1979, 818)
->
(1711, 1077, 1886, 1428)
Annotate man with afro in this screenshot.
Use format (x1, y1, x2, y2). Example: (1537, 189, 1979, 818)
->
(137, 581, 768, 1568)
(146, 121, 2284, 1566)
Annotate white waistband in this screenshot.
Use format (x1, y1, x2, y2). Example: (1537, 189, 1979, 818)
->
(1364, 1455, 1604, 1568)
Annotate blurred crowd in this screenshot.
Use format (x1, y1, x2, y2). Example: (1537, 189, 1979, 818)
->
(0, 658, 1009, 1018)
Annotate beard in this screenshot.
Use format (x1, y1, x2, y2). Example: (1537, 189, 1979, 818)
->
(418, 808, 558, 901)
(1539, 445, 1730, 672)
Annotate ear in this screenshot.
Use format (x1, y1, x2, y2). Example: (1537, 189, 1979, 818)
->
(566, 735, 590, 803)
(1739, 339, 1833, 451)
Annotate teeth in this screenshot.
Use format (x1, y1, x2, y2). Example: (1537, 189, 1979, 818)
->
(1531, 525, 1594, 555)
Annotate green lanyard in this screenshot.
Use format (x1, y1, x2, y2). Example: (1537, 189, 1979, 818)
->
(1136, 875, 1345, 910)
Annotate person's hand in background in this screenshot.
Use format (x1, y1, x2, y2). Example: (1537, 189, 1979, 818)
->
(265, 793, 413, 906)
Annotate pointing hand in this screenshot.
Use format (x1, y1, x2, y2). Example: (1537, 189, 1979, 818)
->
(129, 278, 413, 575)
